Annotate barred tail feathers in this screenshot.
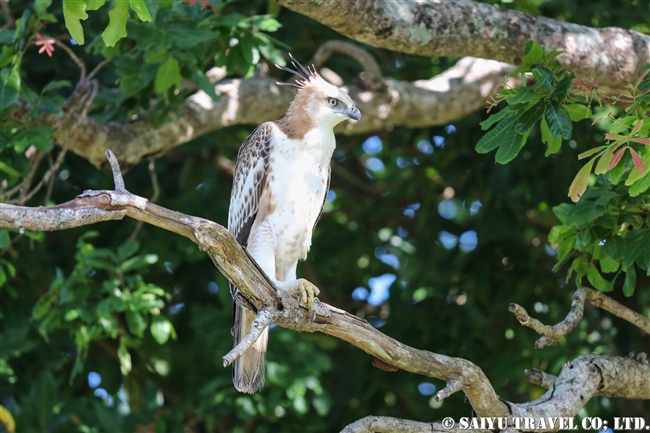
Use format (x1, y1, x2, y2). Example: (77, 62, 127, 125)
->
(232, 304, 268, 394)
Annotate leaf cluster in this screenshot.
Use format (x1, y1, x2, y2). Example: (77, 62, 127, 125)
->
(477, 41, 650, 297)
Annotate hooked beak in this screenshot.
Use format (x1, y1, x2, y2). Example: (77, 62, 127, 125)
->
(348, 106, 361, 122)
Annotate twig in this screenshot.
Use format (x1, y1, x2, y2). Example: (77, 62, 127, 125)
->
(43, 152, 56, 205)
(525, 368, 557, 389)
(222, 309, 278, 367)
(53, 39, 86, 79)
(1, 151, 47, 200)
(106, 150, 126, 190)
(127, 159, 161, 242)
(0, 0, 14, 30)
(311, 41, 384, 91)
(87, 59, 111, 81)
(509, 287, 650, 348)
(435, 379, 462, 401)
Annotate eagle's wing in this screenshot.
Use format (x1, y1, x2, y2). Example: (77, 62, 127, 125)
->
(228, 122, 273, 247)
(227, 123, 274, 394)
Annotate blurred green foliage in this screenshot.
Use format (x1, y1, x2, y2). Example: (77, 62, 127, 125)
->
(1, 1, 649, 432)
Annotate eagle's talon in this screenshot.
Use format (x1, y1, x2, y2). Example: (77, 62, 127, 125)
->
(297, 279, 319, 310)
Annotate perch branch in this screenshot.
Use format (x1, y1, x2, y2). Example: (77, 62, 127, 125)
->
(2, 152, 648, 428)
(509, 287, 650, 348)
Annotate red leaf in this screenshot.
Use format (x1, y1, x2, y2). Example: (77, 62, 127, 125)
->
(605, 133, 626, 141)
(631, 137, 650, 145)
(605, 141, 625, 157)
(629, 148, 646, 174)
(574, 77, 585, 87)
(609, 147, 626, 169)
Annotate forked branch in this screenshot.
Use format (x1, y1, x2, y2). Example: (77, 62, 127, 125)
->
(509, 287, 650, 348)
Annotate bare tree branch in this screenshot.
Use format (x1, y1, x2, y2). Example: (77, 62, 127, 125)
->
(277, 0, 650, 95)
(509, 287, 650, 348)
(2, 151, 648, 430)
(340, 416, 488, 433)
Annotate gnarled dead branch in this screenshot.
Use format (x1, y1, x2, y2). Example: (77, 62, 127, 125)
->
(1, 151, 648, 433)
(509, 287, 650, 348)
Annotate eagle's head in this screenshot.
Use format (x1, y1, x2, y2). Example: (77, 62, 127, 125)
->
(277, 54, 361, 129)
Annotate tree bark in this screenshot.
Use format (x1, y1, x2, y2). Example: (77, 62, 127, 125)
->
(34, 57, 512, 169)
(278, 0, 650, 95)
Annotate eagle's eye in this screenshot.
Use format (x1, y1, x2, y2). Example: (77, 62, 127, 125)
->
(327, 98, 339, 107)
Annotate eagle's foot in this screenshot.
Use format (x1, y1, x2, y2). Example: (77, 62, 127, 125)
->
(278, 279, 320, 309)
(296, 279, 320, 309)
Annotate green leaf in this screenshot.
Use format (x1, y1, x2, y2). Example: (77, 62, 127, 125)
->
(531, 66, 554, 90)
(35, 371, 57, 430)
(129, 0, 152, 22)
(551, 73, 575, 101)
(574, 229, 593, 250)
(628, 169, 650, 196)
(565, 104, 592, 122)
(125, 310, 147, 337)
(7, 127, 53, 152)
(578, 146, 607, 160)
(495, 128, 524, 164)
(476, 116, 516, 154)
(85, 0, 106, 10)
(522, 40, 545, 65)
(505, 87, 535, 105)
(102, 0, 129, 47)
(150, 316, 173, 344)
(553, 234, 576, 271)
(605, 230, 650, 268)
(35, 0, 53, 15)
(568, 157, 596, 202)
(514, 104, 544, 134)
(545, 103, 573, 140)
(622, 266, 636, 296)
(600, 252, 620, 273)
(586, 264, 613, 292)
(121, 254, 158, 273)
(552, 203, 572, 224)
(192, 68, 219, 100)
(41, 80, 72, 94)
(548, 225, 570, 244)
(1, 67, 21, 110)
(564, 201, 604, 228)
(479, 107, 513, 131)
(117, 240, 140, 260)
(154, 56, 182, 94)
(541, 116, 562, 156)
(62, 0, 88, 44)
(117, 339, 132, 375)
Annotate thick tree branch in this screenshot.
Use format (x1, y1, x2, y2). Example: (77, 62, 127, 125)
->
(509, 287, 650, 348)
(278, 0, 650, 95)
(31, 57, 512, 169)
(2, 151, 648, 431)
(340, 416, 488, 433)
